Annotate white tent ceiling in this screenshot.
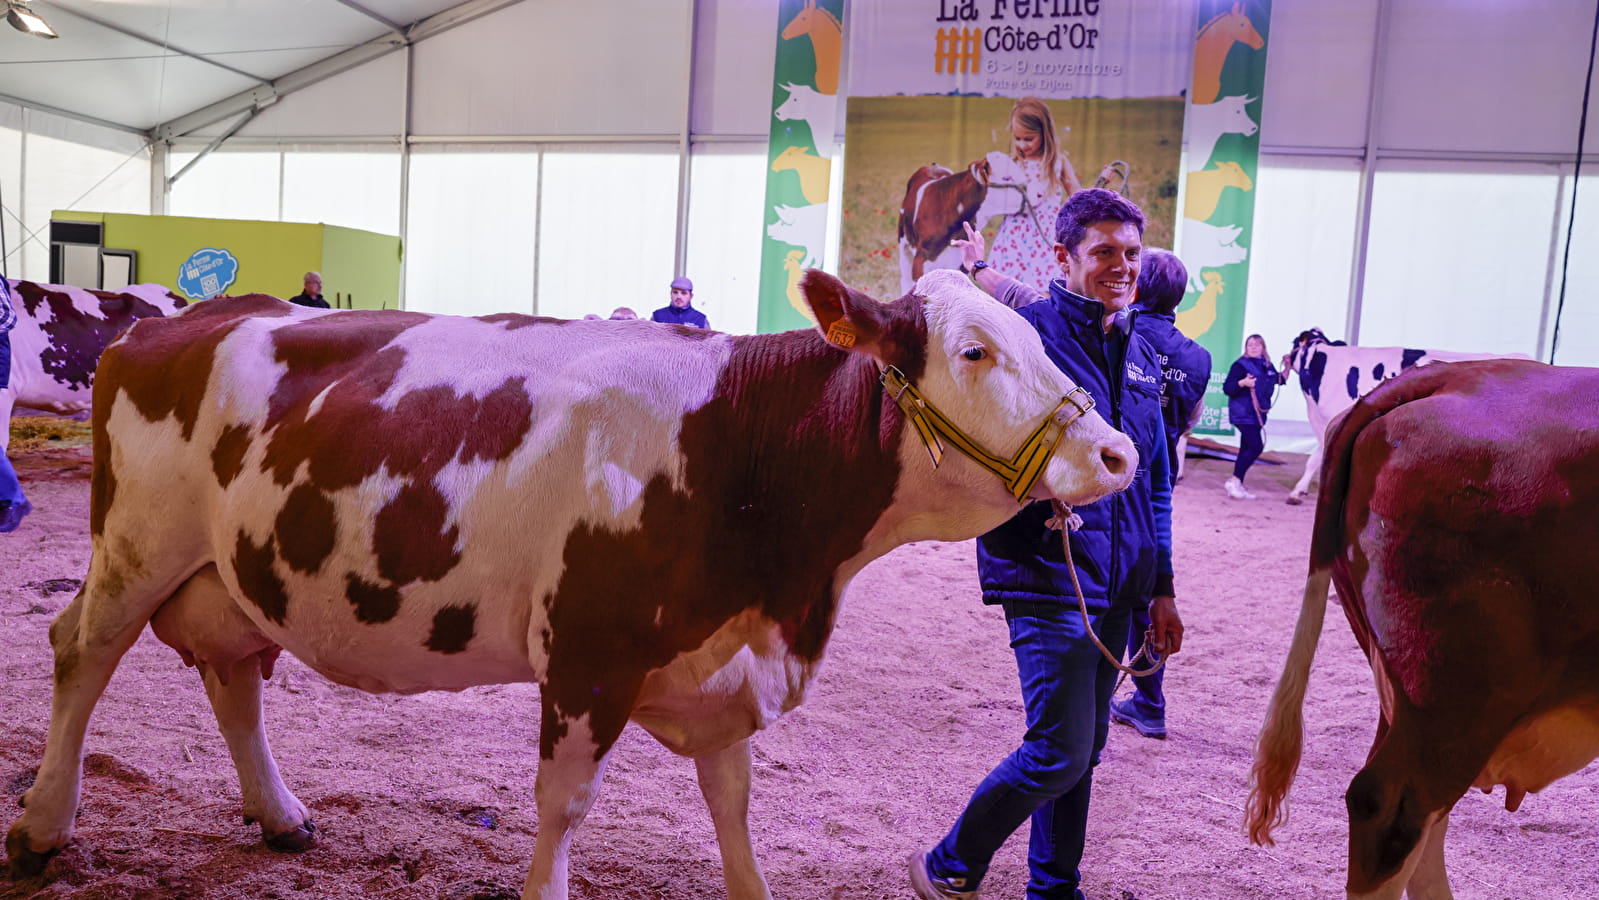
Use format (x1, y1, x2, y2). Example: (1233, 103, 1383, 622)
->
(0, 0, 518, 137)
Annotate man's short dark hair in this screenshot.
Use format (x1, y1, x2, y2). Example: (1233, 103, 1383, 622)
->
(1055, 188, 1146, 255)
(1134, 248, 1188, 317)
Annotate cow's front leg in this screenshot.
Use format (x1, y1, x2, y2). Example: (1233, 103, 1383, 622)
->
(202, 652, 314, 851)
(695, 738, 771, 900)
(523, 695, 624, 900)
(1403, 812, 1454, 900)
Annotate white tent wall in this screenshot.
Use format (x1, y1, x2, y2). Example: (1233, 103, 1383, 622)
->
(0, 99, 151, 283)
(7, 0, 1596, 372)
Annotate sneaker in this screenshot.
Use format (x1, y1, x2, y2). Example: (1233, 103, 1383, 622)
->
(909, 851, 979, 899)
(1109, 697, 1167, 739)
(1223, 477, 1252, 500)
(0, 498, 32, 533)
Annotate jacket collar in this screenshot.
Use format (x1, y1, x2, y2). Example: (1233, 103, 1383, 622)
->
(1048, 281, 1138, 336)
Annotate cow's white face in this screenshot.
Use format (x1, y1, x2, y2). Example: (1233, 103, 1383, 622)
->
(912, 270, 1135, 508)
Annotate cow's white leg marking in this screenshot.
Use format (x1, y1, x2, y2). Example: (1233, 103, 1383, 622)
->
(6, 559, 184, 869)
(0, 386, 15, 454)
(522, 713, 613, 900)
(202, 655, 313, 849)
(695, 738, 771, 900)
(1404, 812, 1454, 900)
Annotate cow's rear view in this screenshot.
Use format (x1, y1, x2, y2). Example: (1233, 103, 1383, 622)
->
(7, 271, 1137, 900)
(1248, 359, 1599, 899)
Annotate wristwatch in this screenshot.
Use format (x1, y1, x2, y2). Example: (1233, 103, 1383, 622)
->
(961, 259, 990, 276)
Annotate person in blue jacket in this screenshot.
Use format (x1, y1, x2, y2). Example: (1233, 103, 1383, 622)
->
(0, 276, 32, 533)
(1103, 247, 1212, 740)
(650, 276, 710, 329)
(1221, 333, 1284, 500)
(917, 191, 1185, 900)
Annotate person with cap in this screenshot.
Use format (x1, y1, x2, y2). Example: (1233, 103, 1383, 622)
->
(652, 277, 709, 329)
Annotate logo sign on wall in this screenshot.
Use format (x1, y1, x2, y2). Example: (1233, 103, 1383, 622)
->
(1178, 0, 1272, 435)
(177, 247, 239, 301)
(756, 0, 847, 334)
(841, 0, 1191, 304)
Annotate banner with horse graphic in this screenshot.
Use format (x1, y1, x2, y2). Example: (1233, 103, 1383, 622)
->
(757, 0, 847, 334)
(839, 0, 1191, 303)
(1179, 0, 1272, 436)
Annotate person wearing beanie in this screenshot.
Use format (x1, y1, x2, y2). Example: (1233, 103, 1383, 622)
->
(651, 276, 709, 329)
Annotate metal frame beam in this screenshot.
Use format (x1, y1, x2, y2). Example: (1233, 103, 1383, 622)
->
(331, 0, 408, 36)
(148, 0, 525, 143)
(50, 1, 270, 84)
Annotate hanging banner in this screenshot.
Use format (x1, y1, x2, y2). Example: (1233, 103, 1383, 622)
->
(1176, 0, 1272, 435)
(841, 1, 1193, 303)
(757, 0, 847, 334)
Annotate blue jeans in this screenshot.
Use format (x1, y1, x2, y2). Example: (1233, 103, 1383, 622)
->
(1122, 605, 1165, 718)
(929, 599, 1133, 899)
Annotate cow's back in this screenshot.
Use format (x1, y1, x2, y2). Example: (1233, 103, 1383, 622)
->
(4, 279, 185, 415)
(95, 298, 744, 693)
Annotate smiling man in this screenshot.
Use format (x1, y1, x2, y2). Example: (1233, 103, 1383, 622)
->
(915, 189, 1184, 900)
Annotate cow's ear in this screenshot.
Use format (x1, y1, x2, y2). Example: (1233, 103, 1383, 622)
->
(801, 270, 890, 358)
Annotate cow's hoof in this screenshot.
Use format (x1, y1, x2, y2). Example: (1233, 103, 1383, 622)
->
(263, 820, 317, 854)
(5, 827, 60, 878)
(1285, 494, 1304, 506)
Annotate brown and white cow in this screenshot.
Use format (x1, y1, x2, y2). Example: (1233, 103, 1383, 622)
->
(1247, 359, 1599, 899)
(5, 269, 1136, 900)
(898, 159, 991, 289)
(1, 279, 187, 449)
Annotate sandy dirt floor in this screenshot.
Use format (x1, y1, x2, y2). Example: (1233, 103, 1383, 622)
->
(1, 440, 1595, 900)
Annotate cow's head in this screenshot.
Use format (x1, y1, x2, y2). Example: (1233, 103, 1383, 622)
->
(798, 269, 1134, 531)
(1287, 327, 1331, 376)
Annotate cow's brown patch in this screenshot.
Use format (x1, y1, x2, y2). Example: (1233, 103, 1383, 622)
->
(276, 485, 338, 575)
(233, 530, 289, 625)
(344, 574, 401, 624)
(90, 401, 115, 538)
(373, 481, 461, 585)
(476, 313, 567, 331)
(212, 424, 252, 488)
(258, 317, 536, 590)
(100, 294, 292, 440)
(426, 604, 477, 654)
(537, 292, 927, 758)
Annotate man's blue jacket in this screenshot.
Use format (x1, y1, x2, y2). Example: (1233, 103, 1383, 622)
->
(977, 279, 1174, 609)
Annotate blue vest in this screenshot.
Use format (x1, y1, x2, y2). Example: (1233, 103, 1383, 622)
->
(1135, 312, 1213, 439)
(977, 284, 1172, 608)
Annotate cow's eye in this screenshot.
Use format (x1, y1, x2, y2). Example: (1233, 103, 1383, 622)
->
(962, 346, 986, 362)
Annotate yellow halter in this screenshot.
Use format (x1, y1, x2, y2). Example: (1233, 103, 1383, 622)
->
(880, 365, 1095, 504)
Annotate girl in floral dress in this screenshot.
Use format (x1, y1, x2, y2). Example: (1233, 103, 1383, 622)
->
(987, 97, 1086, 293)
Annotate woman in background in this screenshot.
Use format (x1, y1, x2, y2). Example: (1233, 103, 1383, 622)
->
(1221, 333, 1284, 500)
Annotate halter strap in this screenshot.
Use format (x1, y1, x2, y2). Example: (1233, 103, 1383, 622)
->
(881, 365, 1095, 504)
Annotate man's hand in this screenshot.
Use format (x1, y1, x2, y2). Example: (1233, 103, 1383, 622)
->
(951, 221, 987, 271)
(1147, 594, 1184, 656)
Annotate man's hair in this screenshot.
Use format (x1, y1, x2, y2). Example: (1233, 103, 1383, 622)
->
(304, 271, 321, 282)
(1055, 188, 1146, 255)
(1134, 248, 1187, 316)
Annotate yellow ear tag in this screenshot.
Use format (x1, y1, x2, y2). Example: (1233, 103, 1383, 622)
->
(826, 320, 857, 348)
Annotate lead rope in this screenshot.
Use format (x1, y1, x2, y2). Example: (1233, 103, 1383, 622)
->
(1050, 500, 1166, 678)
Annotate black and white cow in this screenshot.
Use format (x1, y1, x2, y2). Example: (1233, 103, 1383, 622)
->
(1282, 328, 1525, 505)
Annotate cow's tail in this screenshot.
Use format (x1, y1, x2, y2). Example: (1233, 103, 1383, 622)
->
(1245, 565, 1332, 846)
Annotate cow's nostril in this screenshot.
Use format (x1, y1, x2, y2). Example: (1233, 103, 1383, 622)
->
(1100, 446, 1129, 476)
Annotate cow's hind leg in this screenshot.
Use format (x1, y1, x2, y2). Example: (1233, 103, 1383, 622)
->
(153, 566, 314, 851)
(5, 561, 187, 876)
(1288, 440, 1321, 505)
(695, 738, 770, 900)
